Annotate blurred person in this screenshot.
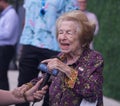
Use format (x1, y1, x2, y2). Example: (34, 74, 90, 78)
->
(0, 0, 19, 90)
(9, 1, 25, 70)
(16, 1, 25, 60)
(0, 79, 48, 105)
(77, 0, 99, 49)
(16, 10, 104, 106)
(17, 0, 79, 106)
(9, 1, 25, 71)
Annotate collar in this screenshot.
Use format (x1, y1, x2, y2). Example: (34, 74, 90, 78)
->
(1, 5, 13, 17)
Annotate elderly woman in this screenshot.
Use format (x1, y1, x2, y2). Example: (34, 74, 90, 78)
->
(14, 10, 104, 106)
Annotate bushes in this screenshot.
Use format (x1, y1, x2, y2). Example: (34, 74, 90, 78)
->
(88, 0, 120, 101)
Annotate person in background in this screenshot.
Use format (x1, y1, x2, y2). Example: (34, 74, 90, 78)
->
(77, 0, 99, 49)
(17, 0, 79, 106)
(0, 0, 19, 90)
(9, 1, 25, 70)
(16, 1, 25, 60)
(15, 10, 104, 106)
(0, 79, 48, 105)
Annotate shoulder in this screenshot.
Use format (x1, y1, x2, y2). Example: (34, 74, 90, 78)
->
(83, 49, 104, 65)
(89, 49, 103, 61)
(9, 8, 17, 15)
(4, 6, 18, 19)
(90, 50, 103, 58)
(86, 11, 97, 17)
(89, 50, 104, 69)
(77, 49, 104, 76)
(85, 11, 98, 22)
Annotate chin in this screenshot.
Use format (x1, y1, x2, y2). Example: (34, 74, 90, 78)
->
(61, 49, 70, 53)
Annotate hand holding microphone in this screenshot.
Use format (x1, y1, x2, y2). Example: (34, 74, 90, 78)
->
(38, 63, 59, 77)
(37, 63, 59, 90)
(33, 59, 60, 105)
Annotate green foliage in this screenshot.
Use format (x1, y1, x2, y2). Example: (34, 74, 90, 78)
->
(88, 0, 120, 101)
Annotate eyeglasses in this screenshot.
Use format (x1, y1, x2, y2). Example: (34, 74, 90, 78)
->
(58, 30, 77, 36)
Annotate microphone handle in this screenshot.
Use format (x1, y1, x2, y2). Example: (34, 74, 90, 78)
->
(38, 73, 51, 90)
(33, 73, 50, 104)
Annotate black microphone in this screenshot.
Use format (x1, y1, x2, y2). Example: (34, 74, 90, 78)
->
(32, 63, 59, 105)
(32, 57, 61, 105)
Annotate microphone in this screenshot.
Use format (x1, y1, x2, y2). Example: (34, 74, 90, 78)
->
(37, 63, 59, 90)
(32, 57, 62, 105)
(32, 63, 59, 105)
(38, 63, 59, 76)
(37, 56, 62, 90)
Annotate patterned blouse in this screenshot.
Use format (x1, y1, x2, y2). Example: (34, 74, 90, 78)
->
(30, 48, 104, 106)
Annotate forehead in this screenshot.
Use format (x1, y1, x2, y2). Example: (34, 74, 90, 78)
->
(59, 21, 78, 29)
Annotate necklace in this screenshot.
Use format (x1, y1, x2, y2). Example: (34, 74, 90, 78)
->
(40, 0, 46, 16)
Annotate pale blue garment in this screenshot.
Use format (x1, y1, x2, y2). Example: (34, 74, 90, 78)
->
(0, 5, 19, 46)
(20, 0, 79, 51)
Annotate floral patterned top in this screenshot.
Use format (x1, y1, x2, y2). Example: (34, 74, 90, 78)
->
(30, 48, 104, 106)
(49, 49, 104, 106)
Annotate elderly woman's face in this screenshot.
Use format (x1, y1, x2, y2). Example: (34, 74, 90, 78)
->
(57, 21, 81, 54)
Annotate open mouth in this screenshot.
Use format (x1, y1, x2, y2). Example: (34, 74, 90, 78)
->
(60, 43, 70, 50)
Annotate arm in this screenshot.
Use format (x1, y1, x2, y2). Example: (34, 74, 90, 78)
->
(0, 79, 48, 105)
(93, 14, 99, 35)
(0, 9, 19, 40)
(90, 14, 99, 35)
(0, 90, 26, 105)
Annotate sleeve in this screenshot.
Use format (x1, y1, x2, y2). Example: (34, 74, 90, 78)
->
(0, 9, 19, 40)
(65, 68, 78, 88)
(73, 54, 104, 102)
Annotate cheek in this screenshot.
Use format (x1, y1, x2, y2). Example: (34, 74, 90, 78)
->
(71, 38, 80, 48)
(71, 35, 79, 43)
(72, 41, 80, 47)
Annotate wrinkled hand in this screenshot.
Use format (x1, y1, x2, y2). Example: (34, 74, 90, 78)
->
(42, 58, 72, 78)
(12, 83, 32, 98)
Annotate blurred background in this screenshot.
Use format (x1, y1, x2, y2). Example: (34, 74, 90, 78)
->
(7, 0, 120, 103)
(87, 0, 120, 101)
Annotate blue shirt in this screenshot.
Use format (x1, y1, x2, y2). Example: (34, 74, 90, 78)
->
(20, 0, 79, 51)
(0, 5, 19, 46)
